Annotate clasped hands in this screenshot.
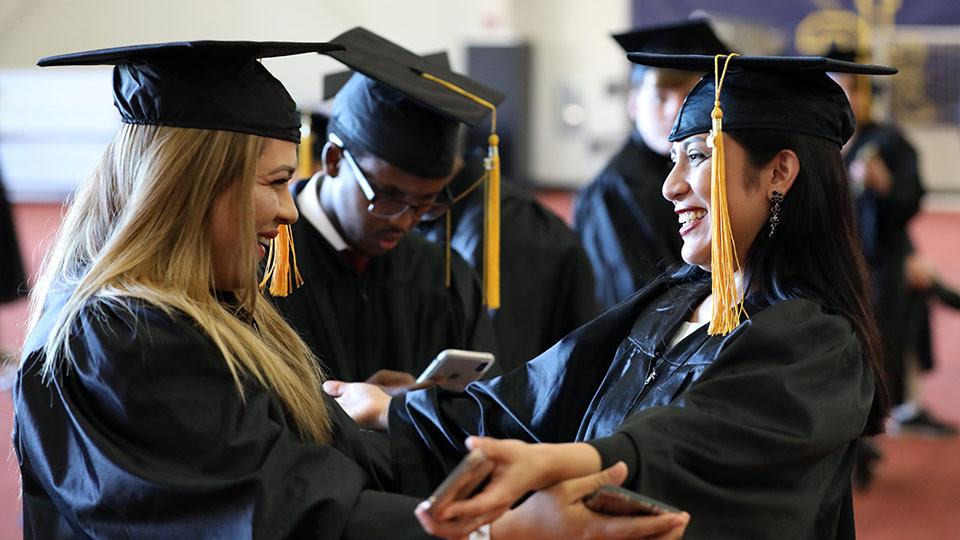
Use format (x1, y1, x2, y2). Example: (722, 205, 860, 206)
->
(323, 378, 689, 539)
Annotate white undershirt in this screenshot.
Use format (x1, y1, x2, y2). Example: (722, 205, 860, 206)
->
(668, 320, 707, 349)
(296, 173, 349, 252)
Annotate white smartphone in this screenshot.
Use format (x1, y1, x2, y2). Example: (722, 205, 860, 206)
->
(416, 349, 495, 392)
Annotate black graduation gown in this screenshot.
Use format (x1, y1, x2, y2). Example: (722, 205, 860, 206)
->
(846, 121, 924, 403)
(388, 273, 873, 539)
(0, 175, 26, 303)
(13, 292, 433, 540)
(268, 180, 497, 382)
(574, 131, 682, 310)
(418, 154, 598, 371)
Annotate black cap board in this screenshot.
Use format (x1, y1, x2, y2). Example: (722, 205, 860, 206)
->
(613, 18, 729, 55)
(37, 40, 344, 143)
(323, 51, 452, 101)
(626, 53, 897, 146)
(326, 27, 505, 178)
(824, 44, 860, 64)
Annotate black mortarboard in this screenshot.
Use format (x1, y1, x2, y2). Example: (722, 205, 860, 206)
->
(626, 53, 897, 147)
(613, 18, 729, 55)
(37, 41, 344, 143)
(824, 45, 859, 64)
(322, 51, 451, 101)
(626, 53, 896, 336)
(325, 27, 505, 178)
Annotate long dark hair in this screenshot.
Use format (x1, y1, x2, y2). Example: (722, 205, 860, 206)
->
(691, 129, 888, 435)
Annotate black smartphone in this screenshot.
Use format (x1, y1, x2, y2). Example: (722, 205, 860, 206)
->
(583, 485, 681, 516)
(423, 449, 495, 517)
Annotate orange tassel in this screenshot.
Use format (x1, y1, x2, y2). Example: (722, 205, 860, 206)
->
(706, 53, 747, 336)
(258, 223, 304, 297)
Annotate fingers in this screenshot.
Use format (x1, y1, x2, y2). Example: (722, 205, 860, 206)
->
(382, 379, 437, 396)
(465, 435, 487, 452)
(464, 436, 511, 461)
(415, 501, 494, 540)
(405, 379, 438, 391)
(436, 485, 515, 522)
(557, 462, 628, 500)
(322, 380, 346, 397)
(650, 513, 690, 540)
(365, 369, 417, 387)
(585, 512, 690, 540)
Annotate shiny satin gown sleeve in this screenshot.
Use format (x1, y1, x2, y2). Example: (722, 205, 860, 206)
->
(13, 299, 433, 540)
(575, 299, 874, 539)
(388, 292, 874, 539)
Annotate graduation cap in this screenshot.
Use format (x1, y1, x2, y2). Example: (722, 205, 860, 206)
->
(613, 18, 729, 55)
(627, 53, 897, 335)
(326, 27, 507, 308)
(38, 40, 344, 298)
(322, 51, 452, 101)
(38, 41, 344, 143)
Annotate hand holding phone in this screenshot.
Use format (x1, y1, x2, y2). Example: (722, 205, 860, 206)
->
(423, 449, 494, 518)
(416, 349, 495, 392)
(582, 485, 681, 516)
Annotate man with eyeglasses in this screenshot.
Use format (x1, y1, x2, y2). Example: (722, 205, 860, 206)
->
(266, 28, 501, 385)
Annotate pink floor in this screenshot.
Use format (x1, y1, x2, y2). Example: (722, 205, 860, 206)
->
(0, 199, 958, 538)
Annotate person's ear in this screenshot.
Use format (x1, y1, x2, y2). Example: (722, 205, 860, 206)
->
(766, 149, 800, 198)
(322, 142, 342, 178)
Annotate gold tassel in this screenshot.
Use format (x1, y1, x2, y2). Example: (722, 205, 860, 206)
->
(483, 133, 501, 309)
(444, 174, 487, 289)
(706, 53, 747, 336)
(258, 223, 304, 297)
(297, 111, 314, 180)
(445, 210, 452, 288)
(419, 71, 501, 309)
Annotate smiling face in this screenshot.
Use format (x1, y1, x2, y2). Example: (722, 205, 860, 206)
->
(324, 144, 452, 257)
(210, 137, 298, 290)
(663, 133, 782, 271)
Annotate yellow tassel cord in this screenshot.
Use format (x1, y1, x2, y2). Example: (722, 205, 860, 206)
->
(258, 223, 304, 297)
(443, 174, 487, 287)
(445, 210, 453, 287)
(420, 72, 501, 309)
(297, 111, 314, 180)
(706, 53, 748, 336)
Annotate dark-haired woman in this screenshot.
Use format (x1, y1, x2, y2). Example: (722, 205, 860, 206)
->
(329, 54, 895, 540)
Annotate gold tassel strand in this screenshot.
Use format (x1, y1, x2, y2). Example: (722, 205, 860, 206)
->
(445, 209, 453, 287)
(297, 110, 314, 180)
(258, 223, 304, 297)
(483, 132, 501, 309)
(419, 71, 501, 309)
(707, 53, 747, 336)
(444, 174, 488, 288)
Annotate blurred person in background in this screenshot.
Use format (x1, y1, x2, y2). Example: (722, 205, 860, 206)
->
(574, 18, 729, 311)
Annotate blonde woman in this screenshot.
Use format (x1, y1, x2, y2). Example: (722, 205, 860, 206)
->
(13, 42, 686, 540)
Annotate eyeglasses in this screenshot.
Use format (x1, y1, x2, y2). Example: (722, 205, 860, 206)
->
(340, 146, 451, 222)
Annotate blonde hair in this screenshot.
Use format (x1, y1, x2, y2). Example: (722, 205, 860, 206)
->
(28, 124, 331, 443)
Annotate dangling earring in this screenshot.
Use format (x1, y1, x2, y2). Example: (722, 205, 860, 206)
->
(768, 191, 784, 238)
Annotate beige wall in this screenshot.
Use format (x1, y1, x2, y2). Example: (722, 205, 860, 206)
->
(0, 0, 633, 193)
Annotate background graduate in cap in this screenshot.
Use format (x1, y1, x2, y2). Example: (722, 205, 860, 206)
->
(14, 39, 456, 539)
(268, 27, 499, 385)
(828, 46, 958, 440)
(574, 18, 728, 311)
(334, 52, 896, 540)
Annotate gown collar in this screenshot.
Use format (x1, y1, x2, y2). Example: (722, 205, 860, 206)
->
(296, 173, 350, 252)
